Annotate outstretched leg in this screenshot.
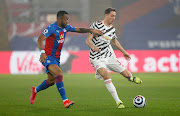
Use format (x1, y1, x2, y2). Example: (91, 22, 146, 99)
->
(120, 69, 142, 84)
(30, 73, 55, 104)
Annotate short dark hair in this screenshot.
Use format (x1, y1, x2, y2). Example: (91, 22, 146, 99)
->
(105, 7, 116, 15)
(57, 10, 68, 19)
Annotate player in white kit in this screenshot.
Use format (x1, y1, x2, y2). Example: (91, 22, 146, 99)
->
(86, 8, 142, 108)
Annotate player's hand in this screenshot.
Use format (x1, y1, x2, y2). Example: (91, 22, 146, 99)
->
(123, 52, 131, 61)
(91, 46, 101, 52)
(39, 53, 47, 63)
(91, 29, 103, 36)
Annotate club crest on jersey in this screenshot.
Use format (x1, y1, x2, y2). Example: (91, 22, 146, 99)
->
(103, 36, 110, 40)
(58, 32, 64, 43)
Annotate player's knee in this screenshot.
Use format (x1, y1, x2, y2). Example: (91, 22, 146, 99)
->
(53, 72, 63, 78)
(98, 68, 111, 80)
(48, 65, 62, 77)
(55, 75, 63, 83)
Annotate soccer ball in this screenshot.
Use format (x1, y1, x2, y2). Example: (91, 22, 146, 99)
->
(133, 95, 146, 108)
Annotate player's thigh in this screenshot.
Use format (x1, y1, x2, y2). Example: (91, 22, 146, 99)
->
(107, 57, 126, 73)
(90, 59, 110, 80)
(47, 64, 62, 77)
(90, 59, 106, 72)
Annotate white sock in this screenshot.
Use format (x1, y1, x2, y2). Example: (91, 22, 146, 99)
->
(128, 73, 133, 81)
(104, 79, 122, 104)
(35, 87, 37, 93)
(63, 99, 68, 102)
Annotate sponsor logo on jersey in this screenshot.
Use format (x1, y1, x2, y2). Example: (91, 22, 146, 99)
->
(58, 32, 64, 43)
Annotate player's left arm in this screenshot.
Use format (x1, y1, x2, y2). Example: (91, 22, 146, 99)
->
(111, 38, 131, 60)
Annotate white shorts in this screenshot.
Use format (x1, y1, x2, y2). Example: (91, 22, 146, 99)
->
(90, 56, 126, 80)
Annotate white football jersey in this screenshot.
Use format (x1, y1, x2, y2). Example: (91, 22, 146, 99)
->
(89, 20, 117, 60)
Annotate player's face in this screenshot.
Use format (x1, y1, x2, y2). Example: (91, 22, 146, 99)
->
(60, 14, 69, 28)
(106, 11, 116, 24)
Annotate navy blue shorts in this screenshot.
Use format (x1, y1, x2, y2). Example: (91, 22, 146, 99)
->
(41, 55, 60, 74)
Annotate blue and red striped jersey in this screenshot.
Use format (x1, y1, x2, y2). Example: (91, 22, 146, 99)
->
(41, 22, 76, 60)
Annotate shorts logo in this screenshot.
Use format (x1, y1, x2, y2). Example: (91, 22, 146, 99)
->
(96, 65, 99, 69)
(47, 60, 50, 63)
(117, 60, 121, 65)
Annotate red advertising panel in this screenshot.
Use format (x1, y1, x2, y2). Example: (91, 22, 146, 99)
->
(115, 50, 180, 72)
(70, 50, 180, 73)
(0, 50, 180, 74)
(0, 51, 12, 74)
(9, 51, 44, 74)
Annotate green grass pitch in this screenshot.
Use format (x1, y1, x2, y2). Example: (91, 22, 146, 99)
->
(0, 73, 180, 116)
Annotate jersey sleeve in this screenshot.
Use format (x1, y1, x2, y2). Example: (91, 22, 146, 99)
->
(90, 22, 97, 29)
(66, 24, 76, 32)
(41, 25, 54, 38)
(112, 29, 118, 39)
(89, 22, 96, 34)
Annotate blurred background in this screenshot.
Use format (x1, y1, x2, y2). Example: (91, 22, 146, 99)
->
(0, 0, 180, 74)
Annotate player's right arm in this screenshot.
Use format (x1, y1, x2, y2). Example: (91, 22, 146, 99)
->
(75, 28, 103, 36)
(38, 25, 54, 63)
(86, 21, 101, 52)
(66, 24, 103, 36)
(86, 34, 101, 52)
(37, 34, 47, 63)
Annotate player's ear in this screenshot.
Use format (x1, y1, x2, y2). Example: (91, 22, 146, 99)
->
(57, 16, 62, 21)
(57, 17, 60, 21)
(105, 13, 109, 16)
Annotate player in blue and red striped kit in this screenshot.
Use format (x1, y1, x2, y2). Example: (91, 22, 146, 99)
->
(30, 10, 102, 108)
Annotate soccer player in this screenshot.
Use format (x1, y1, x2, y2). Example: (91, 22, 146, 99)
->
(86, 8, 142, 108)
(30, 10, 103, 108)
